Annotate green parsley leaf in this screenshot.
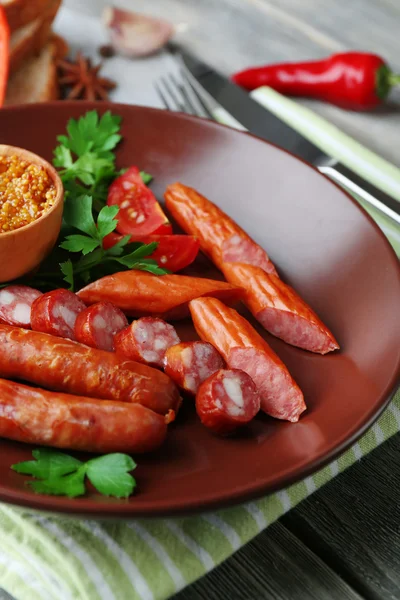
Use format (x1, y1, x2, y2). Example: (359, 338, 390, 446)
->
(86, 454, 137, 498)
(67, 155, 96, 186)
(73, 109, 98, 148)
(60, 235, 100, 255)
(12, 449, 137, 499)
(12, 449, 83, 479)
(114, 242, 158, 265)
(60, 260, 74, 291)
(73, 248, 104, 274)
(140, 171, 153, 185)
(56, 134, 70, 148)
(53, 145, 73, 169)
(53, 111, 122, 215)
(57, 111, 122, 158)
(96, 205, 119, 239)
(66, 117, 92, 157)
(30, 470, 87, 498)
(63, 195, 98, 238)
(62, 179, 90, 200)
(128, 261, 170, 275)
(93, 112, 122, 154)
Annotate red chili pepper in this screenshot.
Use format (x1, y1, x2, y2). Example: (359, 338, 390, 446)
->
(102, 233, 200, 272)
(232, 52, 400, 111)
(107, 166, 172, 236)
(0, 7, 10, 106)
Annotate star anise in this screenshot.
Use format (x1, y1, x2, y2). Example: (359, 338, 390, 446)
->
(56, 52, 117, 101)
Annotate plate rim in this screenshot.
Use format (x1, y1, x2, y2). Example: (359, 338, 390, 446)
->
(0, 101, 399, 518)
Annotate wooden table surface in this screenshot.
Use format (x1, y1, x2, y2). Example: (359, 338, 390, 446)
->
(66, 0, 400, 166)
(1, 1, 400, 599)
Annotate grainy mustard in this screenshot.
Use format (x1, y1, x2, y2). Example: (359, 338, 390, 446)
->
(0, 155, 57, 233)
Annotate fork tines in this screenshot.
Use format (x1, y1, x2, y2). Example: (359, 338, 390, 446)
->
(155, 68, 214, 119)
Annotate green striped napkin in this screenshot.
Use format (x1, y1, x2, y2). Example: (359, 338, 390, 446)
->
(0, 92, 399, 600)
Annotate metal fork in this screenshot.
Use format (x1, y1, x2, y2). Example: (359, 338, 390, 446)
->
(155, 62, 400, 227)
(155, 69, 215, 119)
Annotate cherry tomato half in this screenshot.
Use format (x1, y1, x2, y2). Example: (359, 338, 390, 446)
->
(103, 233, 200, 273)
(107, 166, 172, 236)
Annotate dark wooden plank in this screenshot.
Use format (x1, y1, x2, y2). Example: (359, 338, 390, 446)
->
(283, 433, 400, 600)
(178, 435, 400, 600)
(176, 521, 362, 600)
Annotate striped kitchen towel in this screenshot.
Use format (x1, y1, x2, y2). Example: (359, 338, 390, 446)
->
(1, 391, 399, 600)
(0, 92, 399, 600)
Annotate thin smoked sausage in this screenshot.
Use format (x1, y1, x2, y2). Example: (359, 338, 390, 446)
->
(0, 325, 181, 416)
(164, 341, 224, 395)
(189, 297, 306, 423)
(164, 183, 277, 275)
(222, 263, 339, 354)
(196, 369, 261, 435)
(0, 378, 170, 453)
(165, 184, 338, 355)
(77, 271, 243, 320)
(115, 317, 180, 368)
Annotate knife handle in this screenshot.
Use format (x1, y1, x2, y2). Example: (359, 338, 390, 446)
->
(319, 163, 400, 226)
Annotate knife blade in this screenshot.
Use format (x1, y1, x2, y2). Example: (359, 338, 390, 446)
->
(178, 49, 400, 225)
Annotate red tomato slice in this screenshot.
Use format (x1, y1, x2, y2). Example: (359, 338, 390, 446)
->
(107, 166, 172, 237)
(0, 7, 10, 107)
(103, 233, 200, 272)
(153, 222, 174, 235)
(146, 235, 200, 271)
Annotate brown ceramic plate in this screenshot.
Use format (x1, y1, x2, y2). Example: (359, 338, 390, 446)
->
(0, 102, 399, 518)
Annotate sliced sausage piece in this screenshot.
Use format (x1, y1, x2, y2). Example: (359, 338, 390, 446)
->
(0, 378, 170, 453)
(164, 183, 277, 275)
(222, 263, 339, 354)
(189, 297, 306, 423)
(0, 285, 42, 328)
(77, 271, 243, 320)
(115, 317, 180, 368)
(0, 325, 181, 416)
(31, 289, 86, 340)
(164, 341, 224, 395)
(196, 369, 261, 436)
(74, 302, 128, 352)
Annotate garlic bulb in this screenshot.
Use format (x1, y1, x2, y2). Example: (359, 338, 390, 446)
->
(103, 7, 174, 58)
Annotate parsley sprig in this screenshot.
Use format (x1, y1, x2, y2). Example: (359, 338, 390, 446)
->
(50, 110, 168, 288)
(53, 110, 153, 211)
(58, 194, 167, 290)
(12, 449, 137, 498)
(53, 110, 122, 212)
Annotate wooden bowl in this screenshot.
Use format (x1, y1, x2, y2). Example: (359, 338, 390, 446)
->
(0, 144, 64, 283)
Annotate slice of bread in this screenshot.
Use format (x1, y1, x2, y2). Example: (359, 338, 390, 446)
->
(5, 34, 68, 105)
(9, 0, 62, 75)
(1, 0, 53, 33)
